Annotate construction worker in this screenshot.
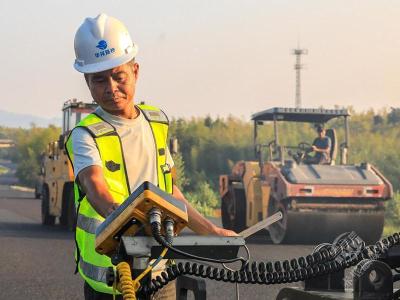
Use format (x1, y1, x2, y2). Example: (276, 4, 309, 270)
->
(304, 125, 332, 165)
(66, 13, 237, 300)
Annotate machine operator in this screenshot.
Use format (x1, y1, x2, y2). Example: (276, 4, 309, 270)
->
(305, 125, 332, 165)
(66, 13, 237, 300)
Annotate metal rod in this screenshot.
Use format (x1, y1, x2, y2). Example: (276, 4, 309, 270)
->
(239, 212, 283, 238)
(273, 115, 279, 146)
(254, 121, 258, 158)
(236, 283, 240, 300)
(344, 116, 350, 164)
(345, 116, 350, 148)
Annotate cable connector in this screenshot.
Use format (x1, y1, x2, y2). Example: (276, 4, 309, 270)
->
(164, 218, 175, 245)
(149, 207, 162, 225)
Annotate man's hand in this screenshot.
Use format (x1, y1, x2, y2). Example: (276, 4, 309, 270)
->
(312, 145, 329, 153)
(212, 226, 239, 236)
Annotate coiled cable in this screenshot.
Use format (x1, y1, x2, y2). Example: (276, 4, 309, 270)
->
(116, 248, 169, 299)
(116, 261, 138, 300)
(143, 232, 400, 296)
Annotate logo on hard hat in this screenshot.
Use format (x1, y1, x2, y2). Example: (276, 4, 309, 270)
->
(94, 40, 116, 58)
(96, 40, 108, 50)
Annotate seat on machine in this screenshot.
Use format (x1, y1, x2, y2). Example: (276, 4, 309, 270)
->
(325, 128, 337, 165)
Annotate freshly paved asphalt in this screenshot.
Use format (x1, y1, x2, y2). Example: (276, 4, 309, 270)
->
(0, 163, 318, 300)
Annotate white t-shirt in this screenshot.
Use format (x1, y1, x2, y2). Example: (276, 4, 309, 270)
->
(71, 106, 174, 192)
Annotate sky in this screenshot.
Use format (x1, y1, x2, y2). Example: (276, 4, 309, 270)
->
(0, 0, 399, 120)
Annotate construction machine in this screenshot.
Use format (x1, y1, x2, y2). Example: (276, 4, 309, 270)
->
(40, 99, 97, 230)
(220, 107, 393, 244)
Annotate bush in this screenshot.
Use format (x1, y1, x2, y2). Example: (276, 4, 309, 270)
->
(186, 181, 219, 217)
(385, 191, 400, 227)
(0, 165, 8, 175)
(1, 125, 61, 186)
(172, 152, 190, 191)
(15, 147, 39, 186)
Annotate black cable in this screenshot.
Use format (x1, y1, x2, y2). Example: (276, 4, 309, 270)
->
(393, 274, 400, 283)
(151, 221, 248, 266)
(393, 289, 400, 300)
(143, 232, 400, 296)
(145, 226, 351, 294)
(223, 244, 251, 272)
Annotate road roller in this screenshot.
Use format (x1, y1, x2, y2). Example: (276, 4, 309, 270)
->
(219, 107, 393, 244)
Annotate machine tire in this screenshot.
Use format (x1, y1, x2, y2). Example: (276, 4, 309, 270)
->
(221, 186, 246, 232)
(60, 184, 76, 231)
(41, 185, 55, 226)
(268, 198, 288, 244)
(232, 188, 246, 232)
(34, 184, 41, 199)
(221, 192, 234, 230)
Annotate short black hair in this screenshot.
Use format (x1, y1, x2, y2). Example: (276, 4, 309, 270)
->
(316, 124, 325, 133)
(83, 58, 136, 82)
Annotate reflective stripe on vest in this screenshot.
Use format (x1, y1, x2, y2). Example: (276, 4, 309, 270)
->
(79, 256, 108, 284)
(77, 214, 102, 235)
(65, 104, 172, 294)
(138, 105, 172, 194)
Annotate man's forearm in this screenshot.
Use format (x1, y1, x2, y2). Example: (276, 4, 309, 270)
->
(78, 167, 118, 218)
(84, 183, 117, 218)
(315, 147, 329, 153)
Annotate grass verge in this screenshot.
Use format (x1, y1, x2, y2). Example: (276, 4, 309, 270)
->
(0, 165, 9, 175)
(383, 223, 399, 237)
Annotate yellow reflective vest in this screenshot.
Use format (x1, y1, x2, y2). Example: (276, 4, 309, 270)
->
(65, 104, 173, 294)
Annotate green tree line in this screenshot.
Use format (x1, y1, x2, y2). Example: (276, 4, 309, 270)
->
(0, 108, 399, 219)
(169, 108, 400, 193)
(0, 125, 60, 186)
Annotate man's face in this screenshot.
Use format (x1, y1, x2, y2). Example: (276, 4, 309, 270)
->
(318, 129, 326, 138)
(85, 62, 139, 117)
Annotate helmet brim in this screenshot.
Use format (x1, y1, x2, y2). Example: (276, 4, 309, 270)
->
(73, 47, 137, 74)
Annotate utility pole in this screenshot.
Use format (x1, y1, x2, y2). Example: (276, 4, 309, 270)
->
(292, 46, 308, 108)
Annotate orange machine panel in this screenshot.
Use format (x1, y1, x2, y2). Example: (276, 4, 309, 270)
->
(95, 182, 188, 256)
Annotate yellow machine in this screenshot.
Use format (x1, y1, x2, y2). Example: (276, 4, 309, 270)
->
(40, 99, 97, 229)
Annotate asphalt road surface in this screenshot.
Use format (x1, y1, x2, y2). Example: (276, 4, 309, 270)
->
(0, 184, 81, 299)
(0, 167, 316, 300)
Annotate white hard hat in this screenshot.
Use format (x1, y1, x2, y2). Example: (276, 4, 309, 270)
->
(73, 13, 138, 73)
